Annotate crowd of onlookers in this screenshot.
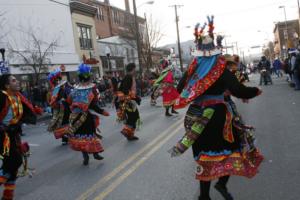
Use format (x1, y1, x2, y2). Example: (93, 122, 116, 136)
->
(20, 72, 156, 112)
(254, 50, 300, 90)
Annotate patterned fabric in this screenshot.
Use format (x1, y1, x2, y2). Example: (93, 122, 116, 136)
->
(176, 108, 215, 153)
(174, 56, 226, 109)
(150, 85, 161, 106)
(154, 68, 171, 87)
(161, 83, 179, 107)
(0, 91, 23, 157)
(1, 91, 23, 125)
(193, 95, 234, 143)
(121, 125, 135, 138)
(196, 150, 264, 181)
(2, 182, 16, 200)
(69, 85, 95, 113)
(161, 71, 179, 107)
(69, 135, 103, 153)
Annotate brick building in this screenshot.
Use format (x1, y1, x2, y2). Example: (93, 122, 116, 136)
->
(274, 19, 300, 57)
(78, 0, 146, 75)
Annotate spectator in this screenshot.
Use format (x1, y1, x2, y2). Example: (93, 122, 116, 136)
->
(292, 51, 300, 90)
(273, 58, 283, 78)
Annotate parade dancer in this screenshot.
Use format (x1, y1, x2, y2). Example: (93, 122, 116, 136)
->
(149, 70, 160, 106)
(154, 59, 179, 116)
(47, 69, 72, 145)
(66, 64, 109, 165)
(0, 74, 41, 200)
(117, 63, 141, 141)
(168, 16, 264, 200)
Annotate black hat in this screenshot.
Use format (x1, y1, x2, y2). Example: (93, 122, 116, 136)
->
(126, 63, 136, 72)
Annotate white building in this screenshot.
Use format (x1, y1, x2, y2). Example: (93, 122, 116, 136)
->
(0, 0, 80, 85)
(97, 36, 139, 76)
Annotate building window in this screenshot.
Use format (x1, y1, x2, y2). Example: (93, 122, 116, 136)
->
(112, 9, 120, 24)
(77, 25, 93, 50)
(97, 7, 104, 21)
(131, 49, 135, 62)
(126, 48, 130, 61)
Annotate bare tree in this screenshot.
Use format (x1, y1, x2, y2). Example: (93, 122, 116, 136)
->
(119, 14, 164, 72)
(8, 28, 59, 84)
(263, 41, 275, 60)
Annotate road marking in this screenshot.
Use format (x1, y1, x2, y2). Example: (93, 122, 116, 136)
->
(76, 118, 184, 200)
(94, 125, 183, 200)
(29, 143, 40, 147)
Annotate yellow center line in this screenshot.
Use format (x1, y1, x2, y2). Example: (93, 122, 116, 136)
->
(76, 118, 184, 200)
(94, 125, 183, 200)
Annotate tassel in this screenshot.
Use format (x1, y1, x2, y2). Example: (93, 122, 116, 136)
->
(2, 132, 10, 156)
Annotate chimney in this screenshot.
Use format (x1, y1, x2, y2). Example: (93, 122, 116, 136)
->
(125, 0, 130, 13)
(104, 0, 110, 4)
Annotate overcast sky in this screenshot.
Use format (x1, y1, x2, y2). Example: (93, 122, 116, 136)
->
(110, 0, 298, 55)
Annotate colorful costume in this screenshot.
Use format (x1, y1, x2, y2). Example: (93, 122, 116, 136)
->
(47, 69, 72, 145)
(0, 87, 40, 200)
(154, 60, 179, 116)
(149, 71, 160, 106)
(169, 16, 263, 200)
(66, 64, 108, 165)
(117, 63, 141, 140)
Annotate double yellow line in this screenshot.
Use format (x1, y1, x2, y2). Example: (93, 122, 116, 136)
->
(76, 117, 184, 200)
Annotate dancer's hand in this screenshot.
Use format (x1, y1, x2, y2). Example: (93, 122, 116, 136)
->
(168, 146, 181, 157)
(102, 111, 110, 116)
(257, 89, 263, 96)
(242, 99, 249, 103)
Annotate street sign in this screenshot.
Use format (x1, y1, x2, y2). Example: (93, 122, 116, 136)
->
(0, 61, 9, 75)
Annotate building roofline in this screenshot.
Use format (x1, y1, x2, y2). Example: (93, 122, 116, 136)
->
(70, 0, 98, 16)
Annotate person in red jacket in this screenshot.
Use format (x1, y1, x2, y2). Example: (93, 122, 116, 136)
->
(154, 59, 180, 116)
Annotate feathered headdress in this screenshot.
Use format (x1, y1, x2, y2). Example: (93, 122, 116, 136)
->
(77, 63, 92, 78)
(192, 15, 223, 57)
(47, 68, 62, 86)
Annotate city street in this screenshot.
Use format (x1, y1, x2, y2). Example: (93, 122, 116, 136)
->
(12, 74, 300, 200)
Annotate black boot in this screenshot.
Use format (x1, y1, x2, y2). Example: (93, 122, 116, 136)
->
(214, 183, 234, 200)
(165, 107, 172, 117)
(82, 152, 89, 166)
(93, 153, 104, 160)
(61, 136, 68, 145)
(127, 136, 139, 141)
(171, 107, 178, 114)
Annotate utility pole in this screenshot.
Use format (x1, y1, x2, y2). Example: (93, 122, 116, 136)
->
(133, 0, 143, 95)
(169, 5, 184, 72)
(144, 13, 152, 72)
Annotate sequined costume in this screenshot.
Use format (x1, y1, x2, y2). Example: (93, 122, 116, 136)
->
(169, 16, 263, 200)
(154, 60, 179, 116)
(0, 90, 39, 200)
(117, 63, 141, 140)
(47, 69, 72, 144)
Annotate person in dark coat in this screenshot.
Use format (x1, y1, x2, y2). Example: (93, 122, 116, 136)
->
(117, 63, 141, 141)
(169, 17, 264, 200)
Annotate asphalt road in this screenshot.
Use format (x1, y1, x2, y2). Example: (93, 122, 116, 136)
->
(10, 74, 300, 200)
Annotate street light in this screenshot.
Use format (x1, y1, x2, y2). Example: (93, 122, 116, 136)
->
(279, 5, 289, 57)
(137, 1, 154, 8)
